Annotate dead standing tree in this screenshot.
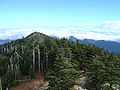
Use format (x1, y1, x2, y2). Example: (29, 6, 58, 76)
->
(7, 48, 23, 83)
(0, 77, 2, 90)
(0, 69, 3, 90)
(21, 44, 24, 54)
(37, 45, 41, 73)
(45, 52, 48, 70)
(32, 41, 46, 73)
(32, 40, 42, 73)
(32, 45, 35, 72)
(14, 51, 23, 81)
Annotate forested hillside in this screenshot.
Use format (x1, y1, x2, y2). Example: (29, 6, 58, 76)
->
(68, 36, 120, 55)
(0, 32, 120, 90)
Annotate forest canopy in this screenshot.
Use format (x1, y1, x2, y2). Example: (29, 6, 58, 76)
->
(0, 32, 120, 90)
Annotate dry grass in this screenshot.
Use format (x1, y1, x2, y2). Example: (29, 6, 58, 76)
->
(10, 73, 44, 90)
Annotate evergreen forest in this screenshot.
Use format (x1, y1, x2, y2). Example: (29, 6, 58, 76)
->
(0, 32, 120, 90)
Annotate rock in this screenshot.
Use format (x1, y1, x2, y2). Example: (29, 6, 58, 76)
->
(103, 83, 120, 90)
(75, 76, 86, 87)
(103, 83, 110, 87)
(72, 85, 87, 90)
(112, 84, 120, 90)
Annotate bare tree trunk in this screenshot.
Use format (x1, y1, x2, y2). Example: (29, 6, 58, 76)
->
(10, 56, 13, 71)
(15, 45, 17, 51)
(0, 77, 2, 90)
(21, 44, 24, 53)
(6, 87, 8, 90)
(46, 52, 48, 70)
(33, 45, 35, 71)
(15, 64, 17, 80)
(29, 74, 31, 80)
(10, 45, 14, 50)
(14, 51, 23, 82)
(29, 65, 33, 80)
(38, 46, 41, 73)
(6, 45, 9, 52)
(15, 64, 20, 81)
(41, 63, 43, 73)
(16, 52, 20, 68)
(7, 64, 10, 72)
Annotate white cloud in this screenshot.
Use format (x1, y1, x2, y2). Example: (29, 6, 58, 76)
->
(0, 28, 34, 40)
(100, 20, 120, 30)
(0, 20, 120, 41)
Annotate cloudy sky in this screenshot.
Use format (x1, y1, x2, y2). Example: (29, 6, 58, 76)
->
(0, 0, 120, 41)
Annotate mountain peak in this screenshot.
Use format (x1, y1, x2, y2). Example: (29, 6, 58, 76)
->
(24, 32, 52, 44)
(68, 36, 79, 42)
(27, 32, 45, 38)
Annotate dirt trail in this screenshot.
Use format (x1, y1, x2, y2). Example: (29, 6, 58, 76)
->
(10, 73, 44, 90)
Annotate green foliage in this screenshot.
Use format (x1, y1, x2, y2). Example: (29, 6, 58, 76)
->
(45, 39, 80, 90)
(19, 53, 32, 75)
(45, 56, 80, 90)
(0, 32, 120, 90)
(2, 71, 18, 89)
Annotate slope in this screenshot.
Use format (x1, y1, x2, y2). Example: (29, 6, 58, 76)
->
(0, 32, 120, 90)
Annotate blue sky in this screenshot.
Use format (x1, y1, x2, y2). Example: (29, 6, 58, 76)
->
(0, 0, 120, 40)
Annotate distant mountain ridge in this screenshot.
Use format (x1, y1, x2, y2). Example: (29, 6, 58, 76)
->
(68, 36, 120, 55)
(0, 39, 11, 45)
